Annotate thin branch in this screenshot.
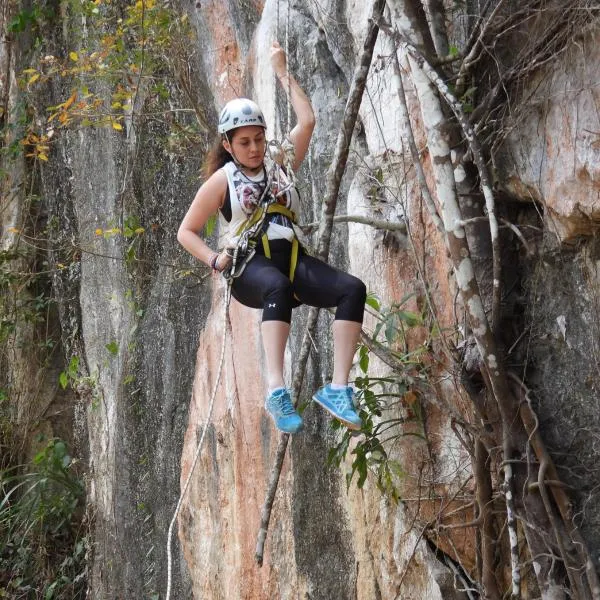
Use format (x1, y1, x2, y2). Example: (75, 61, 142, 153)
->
(300, 214, 407, 233)
(421, 0, 449, 57)
(254, 0, 386, 566)
(455, 0, 510, 95)
(502, 461, 521, 599)
(474, 439, 502, 600)
(513, 374, 600, 600)
(397, 34, 503, 335)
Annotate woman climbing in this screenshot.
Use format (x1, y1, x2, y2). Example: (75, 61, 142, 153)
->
(177, 41, 366, 434)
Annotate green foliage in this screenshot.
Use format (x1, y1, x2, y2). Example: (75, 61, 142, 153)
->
(0, 439, 86, 598)
(0, 247, 55, 351)
(94, 214, 146, 265)
(8, 7, 43, 34)
(59, 356, 80, 390)
(328, 294, 432, 501)
(105, 340, 119, 356)
(18, 0, 194, 141)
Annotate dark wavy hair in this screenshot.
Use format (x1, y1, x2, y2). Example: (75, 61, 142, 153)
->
(202, 134, 233, 179)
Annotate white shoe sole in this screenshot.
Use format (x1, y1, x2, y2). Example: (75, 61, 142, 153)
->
(312, 395, 362, 431)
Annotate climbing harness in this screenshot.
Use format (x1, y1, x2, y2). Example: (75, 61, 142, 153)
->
(222, 139, 298, 282)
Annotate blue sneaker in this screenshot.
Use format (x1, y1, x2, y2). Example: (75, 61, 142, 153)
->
(312, 384, 362, 430)
(265, 388, 303, 434)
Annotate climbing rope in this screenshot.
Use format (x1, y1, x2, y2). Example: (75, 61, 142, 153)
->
(165, 283, 232, 600)
(285, 0, 291, 134)
(275, 0, 293, 141)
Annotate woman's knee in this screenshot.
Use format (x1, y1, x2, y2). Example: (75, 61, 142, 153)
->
(263, 277, 294, 322)
(336, 275, 366, 323)
(348, 275, 367, 303)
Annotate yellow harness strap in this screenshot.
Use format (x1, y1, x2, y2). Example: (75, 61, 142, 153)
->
(236, 203, 297, 236)
(262, 234, 299, 282)
(238, 204, 300, 282)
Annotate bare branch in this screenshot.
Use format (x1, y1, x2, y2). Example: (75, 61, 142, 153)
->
(398, 35, 503, 334)
(421, 0, 449, 57)
(300, 214, 407, 233)
(474, 439, 502, 600)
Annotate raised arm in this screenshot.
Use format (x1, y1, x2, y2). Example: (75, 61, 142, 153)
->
(270, 41, 315, 172)
(177, 169, 230, 271)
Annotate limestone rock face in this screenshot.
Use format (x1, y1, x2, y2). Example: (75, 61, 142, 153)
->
(4, 1, 600, 598)
(498, 26, 600, 242)
(177, 2, 472, 599)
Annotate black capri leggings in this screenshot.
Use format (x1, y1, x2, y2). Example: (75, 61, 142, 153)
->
(231, 239, 366, 324)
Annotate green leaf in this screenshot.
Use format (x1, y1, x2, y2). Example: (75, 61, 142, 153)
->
(384, 314, 396, 344)
(44, 580, 58, 600)
(388, 460, 406, 479)
(68, 355, 80, 377)
(462, 86, 477, 100)
(398, 310, 422, 327)
(449, 45, 459, 58)
(358, 345, 369, 374)
(105, 341, 119, 355)
(59, 371, 68, 389)
(125, 244, 136, 264)
(365, 293, 380, 311)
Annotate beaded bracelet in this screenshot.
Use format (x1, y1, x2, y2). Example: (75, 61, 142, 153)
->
(210, 253, 220, 271)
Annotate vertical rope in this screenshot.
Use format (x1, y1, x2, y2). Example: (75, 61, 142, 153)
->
(285, 0, 291, 135)
(165, 284, 231, 600)
(275, 0, 281, 141)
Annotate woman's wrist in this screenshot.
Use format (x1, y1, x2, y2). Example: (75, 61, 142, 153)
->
(210, 252, 220, 271)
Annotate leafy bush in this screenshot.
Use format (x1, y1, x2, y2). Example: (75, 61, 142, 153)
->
(328, 294, 432, 501)
(0, 438, 86, 599)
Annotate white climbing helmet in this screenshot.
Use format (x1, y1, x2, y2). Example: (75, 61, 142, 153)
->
(217, 98, 266, 135)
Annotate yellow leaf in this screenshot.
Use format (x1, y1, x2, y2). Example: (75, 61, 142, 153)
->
(7, 227, 21, 233)
(63, 91, 77, 110)
(95, 228, 103, 236)
(69, 51, 79, 62)
(112, 122, 123, 131)
(38, 153, 49, 161)
(28, 73, 40, 85)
